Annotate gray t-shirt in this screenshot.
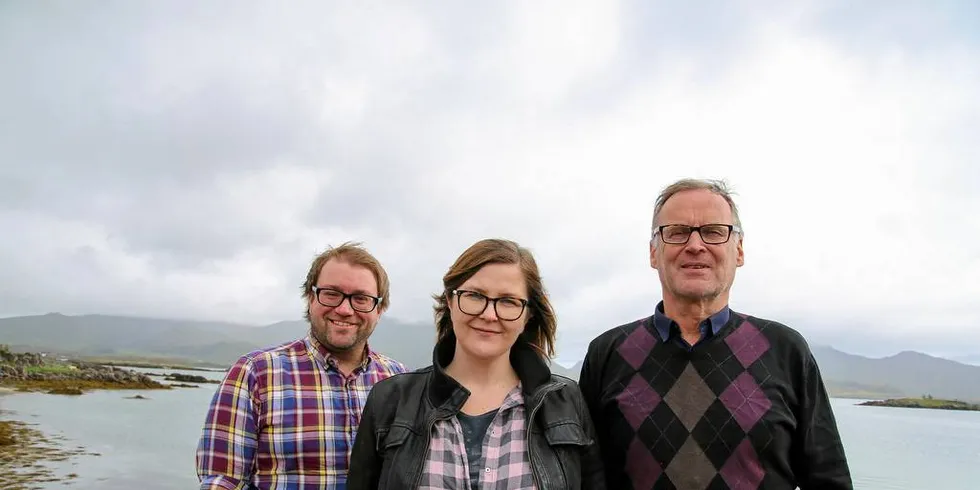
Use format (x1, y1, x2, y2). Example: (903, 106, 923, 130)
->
(457, 408, 500, 490)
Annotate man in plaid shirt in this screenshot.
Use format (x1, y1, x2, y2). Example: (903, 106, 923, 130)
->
(196, 242, 408, 490)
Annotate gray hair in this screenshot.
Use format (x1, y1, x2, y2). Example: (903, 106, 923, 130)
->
(651, 178, 743, 240)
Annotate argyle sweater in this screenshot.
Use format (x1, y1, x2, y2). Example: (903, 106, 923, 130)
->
(578, 311, 852, 490)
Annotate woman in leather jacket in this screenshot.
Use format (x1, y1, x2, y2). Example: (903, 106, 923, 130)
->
(347, 238, 605, 490)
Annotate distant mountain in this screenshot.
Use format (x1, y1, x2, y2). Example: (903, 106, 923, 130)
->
(4, 314, 979, 402)
(810, 345, 980, 402)
(549, 362, 579, 379)
(0, 312, 434, 368)
(952, 354, 980, 366)
(534, 348, 980, 403)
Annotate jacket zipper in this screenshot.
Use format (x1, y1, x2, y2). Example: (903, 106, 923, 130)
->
(526, 382, 561, 490)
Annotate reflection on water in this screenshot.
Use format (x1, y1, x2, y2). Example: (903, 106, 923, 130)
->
(0, 367, 222, 490)
(1, 371, 976, 489)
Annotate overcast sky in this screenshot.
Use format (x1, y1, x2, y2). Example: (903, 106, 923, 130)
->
(1, 1, 977, 363)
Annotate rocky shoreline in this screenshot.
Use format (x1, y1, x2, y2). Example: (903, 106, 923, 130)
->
(0, 348, 170, 395)
(0, 346, 174, 488)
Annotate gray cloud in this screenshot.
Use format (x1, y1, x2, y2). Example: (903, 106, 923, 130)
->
(1, 1, 978, 364)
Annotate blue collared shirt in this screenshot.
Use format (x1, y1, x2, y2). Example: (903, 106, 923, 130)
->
(652, 301, 731, 350)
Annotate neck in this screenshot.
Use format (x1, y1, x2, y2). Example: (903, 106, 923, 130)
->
(663, 295, 727, 336)
(445, 346, 518, 390)
(329, 342, 368, 375)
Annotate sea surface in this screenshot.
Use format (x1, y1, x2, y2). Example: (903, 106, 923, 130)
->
(1, 367, 978, 489)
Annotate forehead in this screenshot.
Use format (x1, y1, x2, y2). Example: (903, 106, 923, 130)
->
(658, 189, 734, 224)
(460, 263, 527, 297)
(316, 258, 378, 294)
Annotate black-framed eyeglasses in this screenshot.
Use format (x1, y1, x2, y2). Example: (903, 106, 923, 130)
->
(654, 224, 740, 245)
(450, 289, 528, 321)
(311, 286, 382, 313)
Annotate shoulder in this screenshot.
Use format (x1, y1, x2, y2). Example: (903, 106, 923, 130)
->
(368, 350, 410, 375)
(537, 373, 592, 421)
(546, 373, 588, 403)
(729, 311, 822, 380)
(732, 311, 814, 354)
(225, 337, 307, 376)
(585, 316, 654, 355)
(366, 365, 433, 401)
(547, 372, 579, 389)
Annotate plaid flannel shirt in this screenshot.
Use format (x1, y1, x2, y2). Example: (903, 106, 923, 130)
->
(196, 334, 407, 490)
(419, 385, 537, 490)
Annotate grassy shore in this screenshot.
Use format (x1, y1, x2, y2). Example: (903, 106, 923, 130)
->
(859, 397, 980, 411)
(84, 357, 227, 372)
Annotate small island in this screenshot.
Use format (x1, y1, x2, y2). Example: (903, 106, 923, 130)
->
(859, 396, 980, 412)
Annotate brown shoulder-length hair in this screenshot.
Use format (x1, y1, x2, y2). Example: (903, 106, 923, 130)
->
(432, 238, 557, 359)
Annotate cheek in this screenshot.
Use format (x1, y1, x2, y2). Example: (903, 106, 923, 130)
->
(448, 309, 465, 331)
(506, 319, 527, 337)
(309, 300, 323, 316)
(716, 248, 737, 266)
(360, 311, 380, 325)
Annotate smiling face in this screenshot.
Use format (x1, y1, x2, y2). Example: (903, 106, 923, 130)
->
(650, 189, 744, 309)
(448, 263, 529, 363)
(308, 258, 382, 355)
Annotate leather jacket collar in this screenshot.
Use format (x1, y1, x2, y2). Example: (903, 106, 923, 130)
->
(426, 332, 553, 410)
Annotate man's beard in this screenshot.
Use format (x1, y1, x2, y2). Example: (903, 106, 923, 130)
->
(311, 315, 373, 354)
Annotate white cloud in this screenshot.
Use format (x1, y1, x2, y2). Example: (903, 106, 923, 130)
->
(1, 1, 977, 362)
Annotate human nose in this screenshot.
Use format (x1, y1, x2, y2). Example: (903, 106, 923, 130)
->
(333, 297, 355, 315)
(479, 300, 499, 321)
(684, 230, 709, 251)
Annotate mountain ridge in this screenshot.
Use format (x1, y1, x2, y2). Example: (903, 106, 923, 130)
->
(1, 313, 976, 400)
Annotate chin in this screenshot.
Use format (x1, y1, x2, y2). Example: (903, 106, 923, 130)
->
(459, 341, 510, 362)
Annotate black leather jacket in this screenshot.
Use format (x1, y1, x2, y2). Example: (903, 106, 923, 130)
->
(347, 335, 606, 489)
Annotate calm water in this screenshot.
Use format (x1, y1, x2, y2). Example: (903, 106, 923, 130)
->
(1, 368, 977, 489)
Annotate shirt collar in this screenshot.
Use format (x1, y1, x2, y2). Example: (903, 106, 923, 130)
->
(304, 332, 375, 373)
(652, 301, 731, 342)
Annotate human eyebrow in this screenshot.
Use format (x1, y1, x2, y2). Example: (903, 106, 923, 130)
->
(461, 286, 524, 299)
(318, 285, 378, 297)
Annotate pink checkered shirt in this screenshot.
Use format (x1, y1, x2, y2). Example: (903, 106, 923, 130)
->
(418, 385, 538, 490)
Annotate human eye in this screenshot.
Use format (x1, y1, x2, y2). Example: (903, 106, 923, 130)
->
(702, 225, 728, 240)
(351, 294, 375, 307)
(498, 297, 523, 308)
(664, 225, 690, 240)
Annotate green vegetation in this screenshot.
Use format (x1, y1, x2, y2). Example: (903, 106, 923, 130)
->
(859, 397, 980, 411)
(24, 365, 76, 375)
(1, 345, 171, 394)
(88, 358, 227, 372)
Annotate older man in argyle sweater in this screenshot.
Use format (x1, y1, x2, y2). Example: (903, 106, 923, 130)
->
(579, 179, 852, 490)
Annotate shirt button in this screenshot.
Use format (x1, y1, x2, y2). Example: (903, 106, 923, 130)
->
(485, 467, 490, 473)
